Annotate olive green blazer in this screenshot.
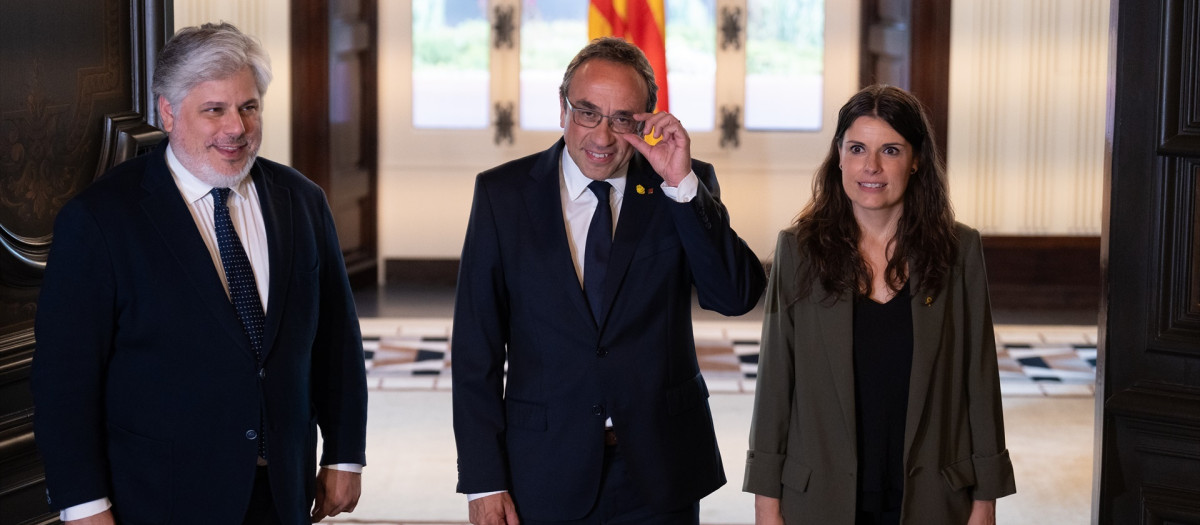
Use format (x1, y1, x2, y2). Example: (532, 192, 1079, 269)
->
(743, 223, 1016, 524)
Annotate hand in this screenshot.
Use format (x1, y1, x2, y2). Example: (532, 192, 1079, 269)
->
(966, 499, 996, 525)
(621, 111, 692, 187)
(468, 492, 520, 525)
(310, 468, 361, 522)
(65, 510, 115, 525)
(754, 494, 785, 525)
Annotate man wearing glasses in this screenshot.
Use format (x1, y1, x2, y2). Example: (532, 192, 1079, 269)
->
(452, 37, 766, 525)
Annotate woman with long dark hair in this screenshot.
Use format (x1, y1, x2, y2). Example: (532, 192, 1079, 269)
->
(743, 85, 1016, 525)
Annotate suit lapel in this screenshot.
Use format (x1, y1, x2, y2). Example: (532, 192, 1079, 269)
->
(596, 155, 658, 328)
(521, 140, 595, 327)
(904, 273, 947, 463)
(818, 295, 858, 444)
(139, 146, 251, 356)
(254, 164, 292, 362)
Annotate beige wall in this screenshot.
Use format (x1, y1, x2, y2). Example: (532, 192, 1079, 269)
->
(947, 0, 1109, 235)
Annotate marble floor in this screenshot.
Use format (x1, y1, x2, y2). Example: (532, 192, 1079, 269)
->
(328, 285, 1099, 524)
(326, 391, 1094, 525)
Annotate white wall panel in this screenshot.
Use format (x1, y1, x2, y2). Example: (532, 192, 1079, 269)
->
(948, 0, 1107, 234)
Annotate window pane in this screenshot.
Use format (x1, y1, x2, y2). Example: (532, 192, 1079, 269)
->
(666, 0, 715, 131)
(413, 0, 489, 129)
(519, 1, 587, 131)
(745, 0, 824, 131)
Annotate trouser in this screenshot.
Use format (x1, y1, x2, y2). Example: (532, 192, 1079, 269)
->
(523, 437, 700, 525)
(241, 465, 282, 525)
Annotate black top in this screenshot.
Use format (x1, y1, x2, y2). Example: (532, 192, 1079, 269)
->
(852, 284, 914, 512)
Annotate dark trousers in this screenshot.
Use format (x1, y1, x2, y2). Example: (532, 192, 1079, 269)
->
(523, 443, 700, 525)
(241, 466, 282, 525)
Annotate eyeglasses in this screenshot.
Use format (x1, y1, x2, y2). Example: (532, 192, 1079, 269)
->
(565, 98, 644, 135)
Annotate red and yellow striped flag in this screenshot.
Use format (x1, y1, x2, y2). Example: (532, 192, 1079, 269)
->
(588, 0, 668, 113)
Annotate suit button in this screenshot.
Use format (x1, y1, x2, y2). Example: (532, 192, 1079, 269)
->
(246, 430, 258, 440)
(592, 404, 604, 416)
(258, 368, 266, 379)
(596, 347, 608, 357)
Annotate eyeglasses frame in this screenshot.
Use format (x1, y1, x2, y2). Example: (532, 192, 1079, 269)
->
(563, 98, 645, 135)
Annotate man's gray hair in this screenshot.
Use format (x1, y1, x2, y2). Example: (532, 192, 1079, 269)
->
(559, 36, 658, 113)
(153, 22, 272, 107)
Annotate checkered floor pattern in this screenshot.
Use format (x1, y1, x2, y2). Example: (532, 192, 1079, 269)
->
(359, 319, 1097, 397)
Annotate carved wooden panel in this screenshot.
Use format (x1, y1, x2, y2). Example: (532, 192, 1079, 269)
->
(1101, 0, 1200, 521)
(1192, 164, 1200, 317)
(1158, 0, 1200, 156)
(1142, 485, 1200, 524)
(1155, 158, 1200, 351)
(0, 0, 167, 521)
(1, 0, 131, 329)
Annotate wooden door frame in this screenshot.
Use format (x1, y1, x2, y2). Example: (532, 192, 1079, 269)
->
(290, 0, 379, 288)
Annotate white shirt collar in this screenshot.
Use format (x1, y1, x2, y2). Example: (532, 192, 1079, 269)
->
(560, 145, 626, 201)
(165, 144, 253, 204)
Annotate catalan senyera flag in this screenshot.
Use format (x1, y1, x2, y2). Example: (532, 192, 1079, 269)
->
(589, 0, 668, 113)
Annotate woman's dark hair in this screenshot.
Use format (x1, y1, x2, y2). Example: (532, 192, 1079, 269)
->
(791, 84, 957, 302)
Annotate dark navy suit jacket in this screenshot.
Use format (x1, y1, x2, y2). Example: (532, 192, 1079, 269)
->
(32, 142, 367, 524)
(451, 139, 766, 520)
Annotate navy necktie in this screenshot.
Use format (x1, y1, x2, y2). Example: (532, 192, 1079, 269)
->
(584, 180, 613, 325)
(211, 187, 267, 457)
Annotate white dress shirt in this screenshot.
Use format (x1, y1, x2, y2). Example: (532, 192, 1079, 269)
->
(60, 145, 359, 521)
(466, 148, 699, 503)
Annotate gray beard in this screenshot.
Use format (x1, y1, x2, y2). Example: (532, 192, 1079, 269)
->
(183, 152, 257, 188)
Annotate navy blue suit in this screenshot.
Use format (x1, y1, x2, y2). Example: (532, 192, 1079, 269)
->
(452, 139, 766, 520)
(32, 143, 367, 524)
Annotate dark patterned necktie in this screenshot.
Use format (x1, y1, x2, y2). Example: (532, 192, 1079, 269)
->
(584, 181, 613, 325)
(211, 187, 267, 457)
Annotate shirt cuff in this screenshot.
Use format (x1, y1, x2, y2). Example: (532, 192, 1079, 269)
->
(61, 498, 111, 521)
(322, 463, 364, 474)
(659, 171, 698, 202)
(467, 490, 506, 501)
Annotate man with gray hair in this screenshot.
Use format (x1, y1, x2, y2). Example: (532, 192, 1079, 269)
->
(32, 22, 367, 524)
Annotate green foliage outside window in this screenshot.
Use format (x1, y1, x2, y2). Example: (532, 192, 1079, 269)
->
(747, 0, 823, 76)
(413, 0, 488, 71)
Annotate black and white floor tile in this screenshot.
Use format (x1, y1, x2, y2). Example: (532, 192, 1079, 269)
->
(360, 319, 1097, 397)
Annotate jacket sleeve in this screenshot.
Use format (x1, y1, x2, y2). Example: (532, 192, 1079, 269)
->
(450, 175, 512, 493)
(960, 228, 1017, 500)
(311, 192, 369, 466)
(742, 231, 797, 498)
(667, 161, 766, 316)
(31, 199, 116, 510)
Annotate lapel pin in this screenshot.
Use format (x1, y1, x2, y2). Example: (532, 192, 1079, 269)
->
(636, 184, 646, 195)
(925, 296, 934, 306)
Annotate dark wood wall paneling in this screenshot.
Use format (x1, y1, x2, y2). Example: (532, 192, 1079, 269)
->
(290, 0, 380, 289)
(385, 259, 460, 288)
(0, 1, 168, 522)
(981, 236, 1102, 313)
(1097, 0, 1200, 521)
